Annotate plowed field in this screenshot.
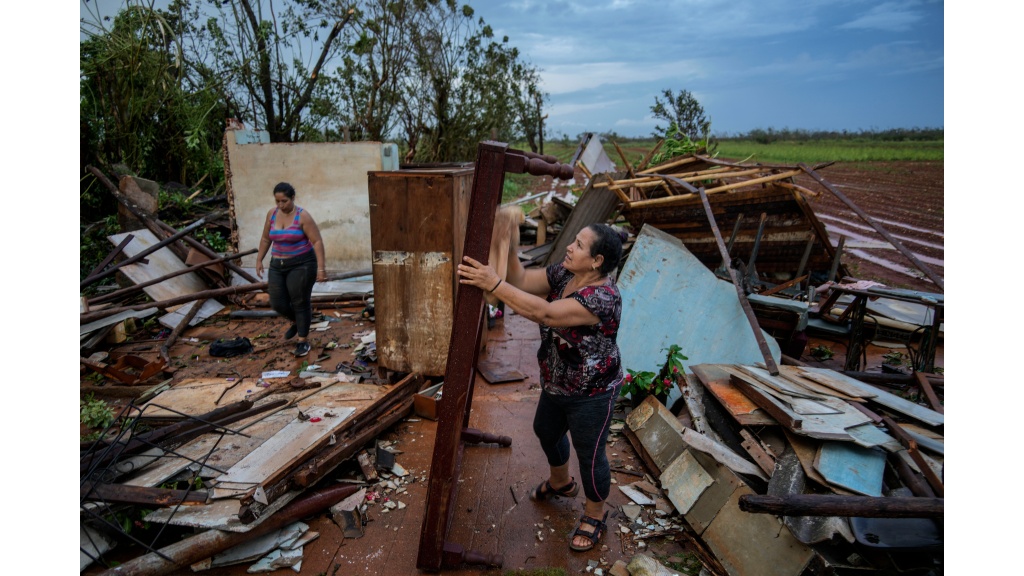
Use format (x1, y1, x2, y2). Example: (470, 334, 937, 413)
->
(794, 161, 944, 293)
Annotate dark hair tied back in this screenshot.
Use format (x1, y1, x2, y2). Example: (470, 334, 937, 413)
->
(586, 223, 624, 276)
(273, 182, 296, 199)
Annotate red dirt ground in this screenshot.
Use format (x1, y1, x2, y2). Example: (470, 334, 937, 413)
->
(793, 161, 944, 293)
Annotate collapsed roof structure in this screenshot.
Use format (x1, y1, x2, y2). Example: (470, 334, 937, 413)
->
(79, 131, 943, 575)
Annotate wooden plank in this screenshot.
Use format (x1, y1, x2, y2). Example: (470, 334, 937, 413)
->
(734, 365, 829, 400)
(681, 426, 768, 480)
(727, 371, 803, 430)
(542, 175, 623, 267)
(417, 142, 507, 572)
(800, 368, 944, 426)
(914, 371, 944, 413)
(777, 366, 864, 401)
(215, 407, 355, 487)
(788, 366, 873, 398)
(781, 430, 854, 495)
(740, 429, 776, 476)
(690, 364, 776, 426)
(813, 441, 886, 497)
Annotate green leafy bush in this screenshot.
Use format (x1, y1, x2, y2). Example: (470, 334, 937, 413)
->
(621, 344, 688, 399)
(81, 394, 116, 430)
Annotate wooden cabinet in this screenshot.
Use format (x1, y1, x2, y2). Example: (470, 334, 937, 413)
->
(368, 167, 474, 376)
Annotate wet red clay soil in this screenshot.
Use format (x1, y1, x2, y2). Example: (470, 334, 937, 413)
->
(793, 161, 944, 293)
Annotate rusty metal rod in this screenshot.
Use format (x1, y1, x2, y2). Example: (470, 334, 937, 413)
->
(98, 484, 361, 576)
(798, 163, 944, 290)
(80, 282, 268, 325)
(88, 234, 136, 279)
(154, 219, 258, 284)
(160, 298, 206, 363)
(80, 209, 226, 289)
(90, 249, 257, 305)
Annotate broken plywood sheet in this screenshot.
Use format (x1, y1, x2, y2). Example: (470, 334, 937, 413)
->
(144, 490, 302, 532)
(777, 366, 866, 401)
(846, 423, 902, 451)
(159, 298, 225, 331)
(799, 368, 943, 427)
(139, 378, 255, 418)
(476, 358, 525, 384)
(123, 410, 296, 487)
(618, 225, 781, 409)
(702, 486, 814, 576)
(781, 430, 857, 496)
(690, 364, 776, 426)
(814, 441, 886, 497)
(214, 406, 355, 494)
(109, 229, 217, 303)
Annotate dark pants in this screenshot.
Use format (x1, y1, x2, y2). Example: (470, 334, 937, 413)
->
(268, 251, 317, 338)
(532, 388, 618, 503)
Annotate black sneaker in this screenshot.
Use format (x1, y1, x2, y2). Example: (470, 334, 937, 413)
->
(294, 341, 311, 357)
(284, 324, 298, 340)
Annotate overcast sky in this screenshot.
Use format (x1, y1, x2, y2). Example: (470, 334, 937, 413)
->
(463, 0, 945, 138)
(78, 0, 944, 138)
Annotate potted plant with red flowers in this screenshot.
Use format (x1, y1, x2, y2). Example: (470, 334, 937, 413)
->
(621, 344, 688, 408)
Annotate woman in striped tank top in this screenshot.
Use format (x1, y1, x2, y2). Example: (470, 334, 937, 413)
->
(255, 182, 327, 357)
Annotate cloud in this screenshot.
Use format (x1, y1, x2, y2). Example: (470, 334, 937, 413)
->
(539, 59, 705, 95)
(839, 1, 926, 32)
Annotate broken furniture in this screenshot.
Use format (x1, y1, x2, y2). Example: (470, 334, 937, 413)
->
(416, 141, 573, 571)
(810, 284, 944, 372)
(367, 165, 474, 377)
(625, 358, 944, 576)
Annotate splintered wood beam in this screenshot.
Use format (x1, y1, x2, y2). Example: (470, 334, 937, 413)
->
(704, 169, 803, 195)
(638, 155, 700, 174)
(775, 180, 821, 198)
(635, 139, 664, 171)
(739, 494, 943, 518)
(758, 275, 809, 297)
(914, 371, 944, 414)
(81, 482, 208, 507)
(612, 140, 636, 179)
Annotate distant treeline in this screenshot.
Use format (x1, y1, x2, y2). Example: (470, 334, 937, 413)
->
(587, 127, 943, 145)
(722, 127, 944, 144)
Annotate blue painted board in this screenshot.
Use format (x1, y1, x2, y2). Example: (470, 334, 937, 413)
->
(814, 441, 886, 496)
(618, 225, 781, 408)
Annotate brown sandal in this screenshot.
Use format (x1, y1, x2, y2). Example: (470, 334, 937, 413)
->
(529, 477, 580, 501)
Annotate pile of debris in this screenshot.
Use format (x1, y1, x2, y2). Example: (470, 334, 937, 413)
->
(607, 358, 944, 576)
